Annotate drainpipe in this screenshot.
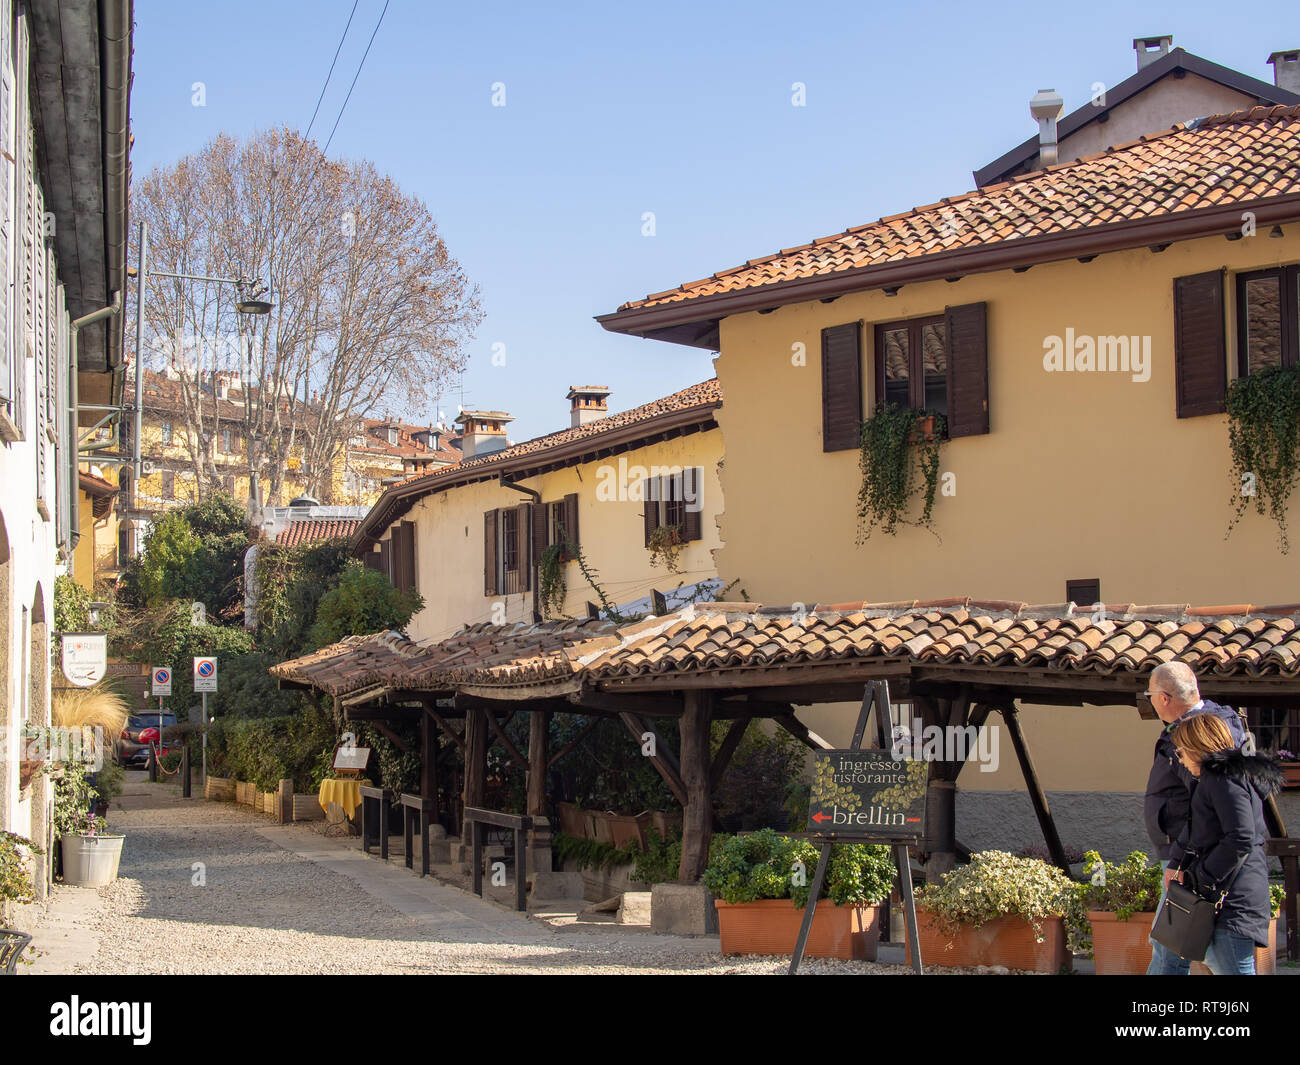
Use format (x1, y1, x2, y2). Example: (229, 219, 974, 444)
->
(500, 476, 541, 622)
(68, 292, 124, 552)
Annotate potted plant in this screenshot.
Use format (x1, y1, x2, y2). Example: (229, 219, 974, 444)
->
(54, 762, 125, 888)
(1078, 850, 1162, 974)
(856, 404, 945, 542)
(647, 524, 685, 572)
(90, 761, 124, 819)
(908, 850, 1084, 972)
(1, 830, 41, 973)
(1274, 749, 1299, 788)
(705, 828, 895, 960)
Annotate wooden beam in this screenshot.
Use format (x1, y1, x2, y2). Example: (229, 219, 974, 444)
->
(462, 708, 488, 842)
(710, 717, 750, 792)
(370, 721, 409, 753)
(567, 690, 683, 716)
(678, 691, 714, 882)
(619, 712, 687, 806)
(999, 702, 1069, 872)
(548, 717, 603, 770)
(485, 711, 528, 771)
(774, 713, 833, 750)
(420, 701, 467, 755)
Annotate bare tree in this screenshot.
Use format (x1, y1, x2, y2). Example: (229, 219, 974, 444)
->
(128, 128, 481, 505)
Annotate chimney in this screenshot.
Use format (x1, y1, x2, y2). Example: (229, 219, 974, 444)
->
(1133, 35, 1173, 70)
(1029, 89, 1065, 167)
(454, 409, 513, 460)
(1269, 49, 1300, 94)
(566, 385, 611, 428)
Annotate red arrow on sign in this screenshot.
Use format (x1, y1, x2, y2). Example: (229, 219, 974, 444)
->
(812, 811, 830, 824)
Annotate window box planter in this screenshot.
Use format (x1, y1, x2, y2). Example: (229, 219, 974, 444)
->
(1087, 910, 1155, 974)
(909, 414, 938, 443)
(715, 898, 882, 961)
(59, 833, 125, 887)
(905, 908, 1072, 972)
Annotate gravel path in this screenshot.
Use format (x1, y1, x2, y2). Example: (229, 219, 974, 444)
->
(29, 776, 985, 975)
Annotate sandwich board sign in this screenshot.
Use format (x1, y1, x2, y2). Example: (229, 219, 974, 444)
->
(61, 633, 107, 687)
(193, 657, 218, 693)
(789, 681, 926, 976)
(151, 667, 172, 697)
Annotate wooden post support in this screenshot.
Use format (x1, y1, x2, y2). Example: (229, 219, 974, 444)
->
(677, 690, 714, 882)
(278, 778, 293, 824)
(462, 708, 487, 844)
(999, 702, 1069, 872)
(528, 709, 552, 856)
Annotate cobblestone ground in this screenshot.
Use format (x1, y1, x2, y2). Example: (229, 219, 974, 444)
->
(23, 776, 937, 975)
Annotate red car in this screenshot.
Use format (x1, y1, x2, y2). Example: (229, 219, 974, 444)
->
(116, 713, 177, 767)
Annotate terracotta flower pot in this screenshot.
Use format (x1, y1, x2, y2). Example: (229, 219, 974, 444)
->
(905, 907, 1071, 972)
(1088, 910, 1156, 974)
(715, 898, 882, 961)
(909, 414, 937, 444)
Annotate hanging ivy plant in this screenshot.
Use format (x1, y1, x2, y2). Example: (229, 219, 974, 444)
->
(1226, 365, 1300, 553)
(647, 524, 685, 572)
(856, 404, 945, 542)
(538, 541, 568, 619)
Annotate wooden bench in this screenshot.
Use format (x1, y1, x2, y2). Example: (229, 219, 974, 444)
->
(464, 807, 532, 912)
(399, 793, 436, 877)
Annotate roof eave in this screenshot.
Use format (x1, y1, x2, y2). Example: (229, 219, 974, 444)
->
(599, 191, 1300, 344)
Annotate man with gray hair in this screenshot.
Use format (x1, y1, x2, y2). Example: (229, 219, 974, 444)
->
(1142, 661, 1246, 975)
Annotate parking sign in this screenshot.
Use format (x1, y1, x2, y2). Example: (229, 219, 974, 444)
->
(193, 657, 218, 693)
(152, 667, 172, 697)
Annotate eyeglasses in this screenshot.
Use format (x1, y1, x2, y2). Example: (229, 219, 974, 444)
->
(1143, 689, 1168, 700)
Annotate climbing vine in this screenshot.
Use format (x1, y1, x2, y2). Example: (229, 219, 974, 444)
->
(856, 404, 945, 542)
(538, 541, 568, 619)
(1225, 365, 1300, 553)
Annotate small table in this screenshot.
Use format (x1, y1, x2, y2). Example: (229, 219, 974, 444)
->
(318, 778, 369, 821)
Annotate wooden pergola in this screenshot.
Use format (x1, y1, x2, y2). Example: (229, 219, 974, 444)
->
(273, 599, 1300, 955)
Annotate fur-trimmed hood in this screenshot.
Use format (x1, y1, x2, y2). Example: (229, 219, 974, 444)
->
(1200, 748, 1284, 796)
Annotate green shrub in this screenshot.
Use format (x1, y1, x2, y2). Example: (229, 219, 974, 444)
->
(254, 539, 354, 658)
(308, 563, 423, 648)
(1, 831, 42, 905)
(713, 722, 808, 831)
(704, 828, 895, 908)
(914, 850, 1087, 948)
(553, 832, 641, 872)
(1078, 850, 1162, 920)
(632, 828, 682, 885)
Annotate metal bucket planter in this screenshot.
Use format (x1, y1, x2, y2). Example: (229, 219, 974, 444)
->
(1087, 910, 1156, 974)
(715, 898, 882, 960)
(59, 833, 125, 887)
(906, 908, 1071, 972)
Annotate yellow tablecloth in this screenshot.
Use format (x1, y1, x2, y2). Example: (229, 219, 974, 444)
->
(317, 777, 370, 819)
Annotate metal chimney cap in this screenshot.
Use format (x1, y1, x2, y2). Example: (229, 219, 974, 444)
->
(1029, 89, 1064, 121)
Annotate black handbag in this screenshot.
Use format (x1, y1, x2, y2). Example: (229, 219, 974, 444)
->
(1150, 880, 1218, 962)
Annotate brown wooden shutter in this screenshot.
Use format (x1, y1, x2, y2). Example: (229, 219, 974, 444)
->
(484, 509, 499, 595)
(377, 539, 391, 581)
(682, 467, 702, 541)
(821, 323, 862, 451)
(399, 521, 417, 593)
(643, 476, 660, 547)
(562, 493, 579, 556)
(944, 301, 989, 437)
(530, 501, 548, 568)
(514, 503, 532, 591)
(363, 548, 383, 573)
(1174, 270, 1227, 418)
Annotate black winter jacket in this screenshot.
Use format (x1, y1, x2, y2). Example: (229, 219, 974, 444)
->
(1144, 701, 1245, 861)
(1176, 748, 1283, 948)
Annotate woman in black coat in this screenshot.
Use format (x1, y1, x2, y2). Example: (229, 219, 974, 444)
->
(1171, 713, 1282, 974)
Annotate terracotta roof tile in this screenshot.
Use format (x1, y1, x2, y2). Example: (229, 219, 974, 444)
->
(276, 519, 363, 548)
(611, 106, 1300, 315)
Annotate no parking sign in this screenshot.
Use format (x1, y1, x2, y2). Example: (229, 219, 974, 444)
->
(193, 657, 218, 693)
(151, 666, 172, 697)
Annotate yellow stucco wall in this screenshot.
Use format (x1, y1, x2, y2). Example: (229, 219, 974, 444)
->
(72, 469, 120, 592)
(397, 430, 725, 644)
(712, 230, 1300, 792)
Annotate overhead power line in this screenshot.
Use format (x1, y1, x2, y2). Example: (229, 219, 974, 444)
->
(322, 0, 391, 157)
(304, 0, 361, 143)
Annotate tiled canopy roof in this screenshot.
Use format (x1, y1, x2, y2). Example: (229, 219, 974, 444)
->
(271, 598, 1300, 700)
(610, 105, 1300, 314)
(276, 519, 363, 548)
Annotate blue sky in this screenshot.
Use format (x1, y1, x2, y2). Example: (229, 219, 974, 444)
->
(131, 0, 1296, 441)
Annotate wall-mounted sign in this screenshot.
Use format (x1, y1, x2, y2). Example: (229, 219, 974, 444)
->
(807, 749, 927, 839)
(193, 657, 218, 693)
(61, 633, 107, 687)
(151, 667, 172, 697)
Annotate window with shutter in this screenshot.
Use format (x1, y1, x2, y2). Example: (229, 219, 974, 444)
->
(1174, 270, 1227, 418)
(1066, 578, 1101, 611)
(513, 502, 531, 592)
(682, 467, 703, 542)
(1235, 265, 1299, 377)
(641, 469, 704, 543)
(821, 322, 862, 451)
(398, 521, 417, 594)
(561, 492, 579, 556)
